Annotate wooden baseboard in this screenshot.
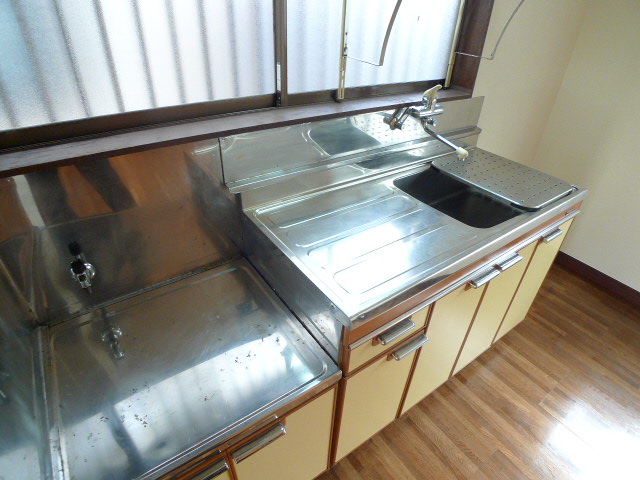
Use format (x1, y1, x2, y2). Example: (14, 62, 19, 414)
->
(554, 252, 640, 309)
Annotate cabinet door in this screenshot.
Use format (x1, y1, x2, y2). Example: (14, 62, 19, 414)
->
(494, 219, 574, 342)
(348, 305, 429, 373)
(233, 388, 335, 480)
(453, 242, 536, 375)
(336, 334, 427, 461)
(401, 283, 483, 414)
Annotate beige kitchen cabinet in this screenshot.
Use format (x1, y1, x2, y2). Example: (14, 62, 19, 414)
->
(232, 387, 335, 480)
(494, 219, 574, 342)
(209, 470, 232, 480)
(348, 305, 430, 373)
(335, 333, 427, 461)
(453, 241, 537, 375)
(401, 282, 484, 414)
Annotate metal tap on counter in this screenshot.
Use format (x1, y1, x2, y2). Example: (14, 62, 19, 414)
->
(100, 311, 125, 360)
(385, 85, 469, 160)
(68, 241, 96, 293)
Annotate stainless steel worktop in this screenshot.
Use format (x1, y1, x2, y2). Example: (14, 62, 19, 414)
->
(244, 147, 587, 331)
(45, 259, 340, 480)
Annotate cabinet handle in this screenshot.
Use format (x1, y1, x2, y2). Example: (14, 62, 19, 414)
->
(189, 459, 229, 480)
(542, 228, 563, 243)
(469, 268, 500, 289)
(232, 422, 287, 463)
(495, 253, 523, 272)
(390, 334, 429, 361)
(377, 318, 416, 345)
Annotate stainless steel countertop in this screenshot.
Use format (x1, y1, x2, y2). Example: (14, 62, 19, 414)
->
(245, 147, 587, 329)
(45, 259, 340, 480)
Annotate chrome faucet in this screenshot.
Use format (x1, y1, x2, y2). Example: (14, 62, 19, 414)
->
(385, 85, 469, 160)
(68, 241, 96, 293)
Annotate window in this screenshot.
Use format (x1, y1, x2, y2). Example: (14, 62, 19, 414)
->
(0, 0, 274, 131)
(0, 0, 489, 149)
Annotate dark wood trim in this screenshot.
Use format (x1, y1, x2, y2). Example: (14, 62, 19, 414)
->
(396, 343, 421, 419)
(449, 0, 494, 93)
(0, 94, 275, 151)
(490, 235, 545, 345)
(326, 387, 339, 471)
(339, 326, 352, 373)
(227, 454, 241, 480)
(449, 282, 489, 377)
(287, 80, 445, 107)
(395, 324, 430, 419)
(329, 378, 348, 466)
(554, 252, 640, 310)
(0, 88, 470, 179)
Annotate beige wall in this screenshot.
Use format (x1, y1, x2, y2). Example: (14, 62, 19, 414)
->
(473, 0, 586, 166)
(531, 0, 640, 290)
(475, 0, 640, 290)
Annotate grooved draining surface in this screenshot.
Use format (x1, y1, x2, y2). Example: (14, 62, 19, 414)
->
(433, 149, 574, 210)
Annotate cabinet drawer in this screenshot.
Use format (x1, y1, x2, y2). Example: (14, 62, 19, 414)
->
(187, 459, 232, 480)
(402, 283, 483, 414)
(232, 388, 335, 480)
(348, 305, 429, 373)
(494, 219, 573, 342)
(453, 241, 536, 374)
(336, 333, 427, 460)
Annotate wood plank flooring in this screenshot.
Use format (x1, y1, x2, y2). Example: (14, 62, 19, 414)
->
(317, 263, 640, 480)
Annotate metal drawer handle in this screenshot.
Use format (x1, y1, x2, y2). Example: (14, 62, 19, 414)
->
(232, 422, 286, 463)
(190, 459, 230, 480)
(469, 268, 500, 289)
(377, 318, 416, 345)
(496, 253, 523, 272)
(391, 334, 429, 361)
(542, 228, 563, 243)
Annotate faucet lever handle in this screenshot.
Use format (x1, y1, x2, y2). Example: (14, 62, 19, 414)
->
(68, 241, 83, 257)
(422, 84, 442, 110)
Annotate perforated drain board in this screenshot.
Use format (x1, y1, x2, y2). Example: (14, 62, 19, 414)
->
(432, 149, 574, 210)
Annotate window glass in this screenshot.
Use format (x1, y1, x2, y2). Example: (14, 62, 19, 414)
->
(287, 0, 343, 94)
(0, 0, 275, 131)
(345, 0, 461, 88)
(286, 0, 461, 93)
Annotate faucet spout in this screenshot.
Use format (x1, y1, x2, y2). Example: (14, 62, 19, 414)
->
(421, 122, 469, 161)
(385, 85, 469, 161)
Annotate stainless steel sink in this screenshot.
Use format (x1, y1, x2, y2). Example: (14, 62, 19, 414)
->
(393, 167, 523, 229)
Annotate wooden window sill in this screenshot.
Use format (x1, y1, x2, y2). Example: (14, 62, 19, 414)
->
(0, 88, 469, 178)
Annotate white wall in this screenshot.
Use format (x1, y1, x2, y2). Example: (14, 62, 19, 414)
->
(474, 0, 640, 291)
(473, 0, 586, 166)
(531, 0, 640, 290)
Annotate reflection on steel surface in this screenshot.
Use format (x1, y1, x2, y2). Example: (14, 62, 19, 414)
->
(244, 146, 587, 331)
(0, 140, 240, 324)
(47, 259, 338, 480)
(221, 112, 429, 189)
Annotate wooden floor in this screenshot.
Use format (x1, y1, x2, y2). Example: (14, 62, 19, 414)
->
(317, 263, 640, 480)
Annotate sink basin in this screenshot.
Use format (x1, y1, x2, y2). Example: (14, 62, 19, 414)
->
(393, 167, 523, 228)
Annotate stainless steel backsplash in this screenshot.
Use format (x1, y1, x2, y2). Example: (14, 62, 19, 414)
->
(0, 139, 240, 325)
